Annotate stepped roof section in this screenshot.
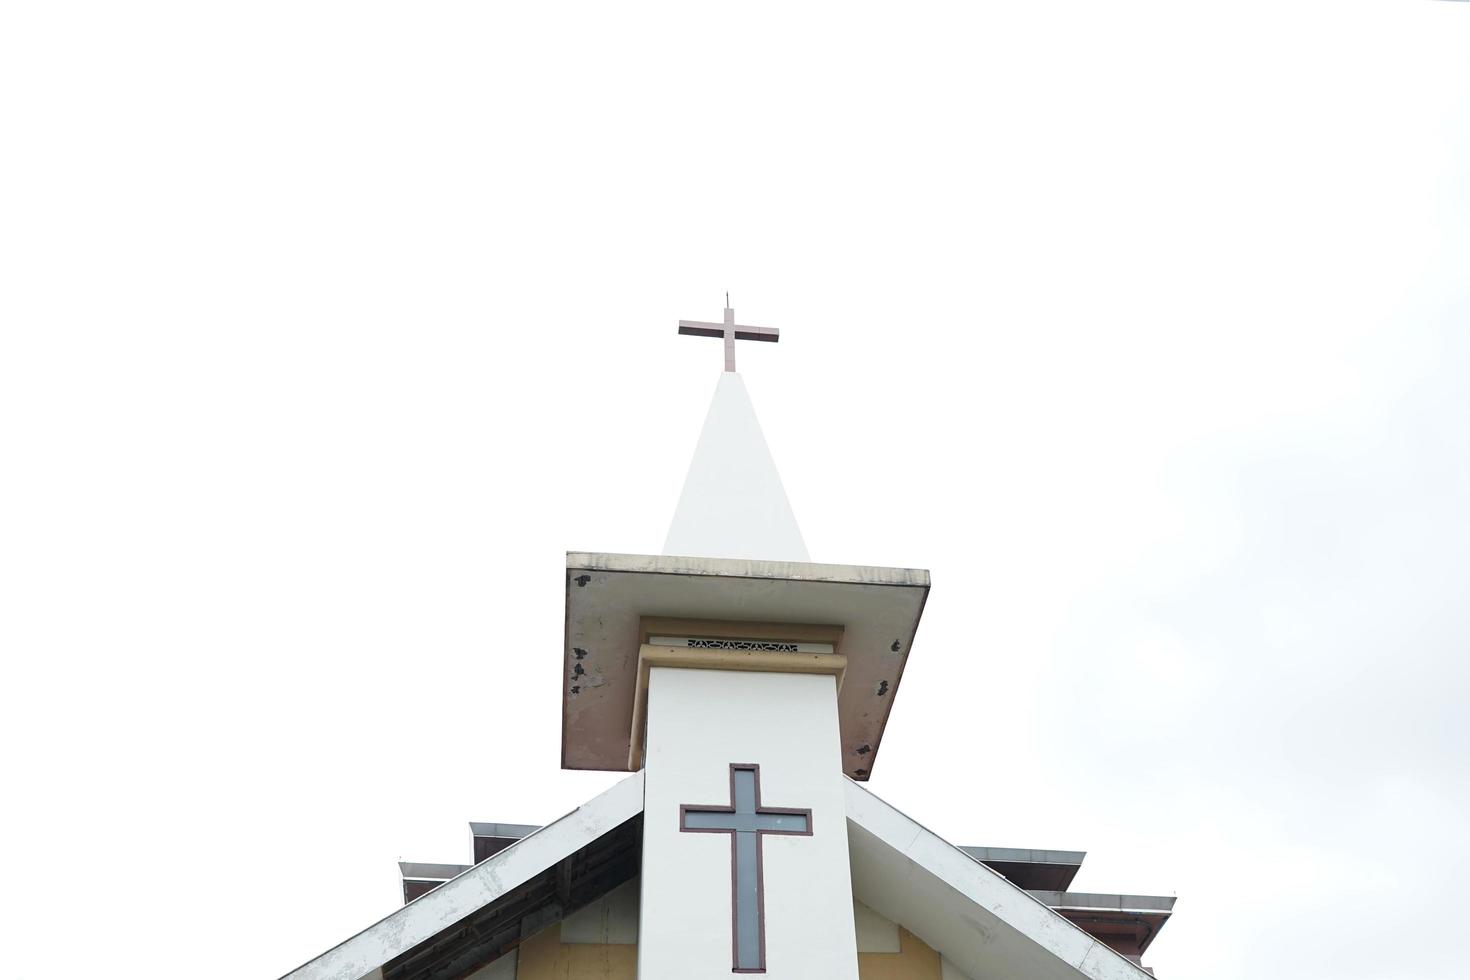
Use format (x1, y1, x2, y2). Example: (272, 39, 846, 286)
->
(395, 821, 1169, 969)
(278, 773, 646, 980)
(279, 776, 1171, 980)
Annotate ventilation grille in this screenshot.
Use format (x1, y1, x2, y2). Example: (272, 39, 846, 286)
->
(686, 638, 800, 652)
(647, 635, 834, 654)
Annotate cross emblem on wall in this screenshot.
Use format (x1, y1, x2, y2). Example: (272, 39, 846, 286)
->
(680, 763, 813, 973)
(678, 296, 779, 373)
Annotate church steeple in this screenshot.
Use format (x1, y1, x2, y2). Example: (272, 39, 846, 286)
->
(557, 302, 929, 978)
(663, 372, 809, 562)
(666, 301, 807, 562)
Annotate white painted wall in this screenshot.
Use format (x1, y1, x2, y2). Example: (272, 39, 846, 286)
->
(562, 877, 640, 945)
(639, 667, 858, 980)
(854, 900, 901, 953)
(940, 956, 974, 980)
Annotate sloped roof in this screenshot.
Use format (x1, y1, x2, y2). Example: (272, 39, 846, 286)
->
(845, 779, 1155, 980)
(278, 773, 644, 980)
(282, 772, 1160, 980)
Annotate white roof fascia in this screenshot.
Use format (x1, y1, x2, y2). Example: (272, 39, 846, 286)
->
(958, 846, 1087, 866)
(280, 771, 645, 980)
(398, 862, 471, 881)
(468, 822, 540, 839)
(844, 779, 1154, 980)
(1028, 891, 1176, 914)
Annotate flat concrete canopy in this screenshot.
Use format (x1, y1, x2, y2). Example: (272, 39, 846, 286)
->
(1032, 892, 1175, 961)
(959, 846, 1087, 891)
(563, 552, 930, 780)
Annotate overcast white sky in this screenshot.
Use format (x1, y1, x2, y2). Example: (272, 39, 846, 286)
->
(2, 2, 1468, 978)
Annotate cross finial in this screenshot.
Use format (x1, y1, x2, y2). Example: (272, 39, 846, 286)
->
(678, 299, 779, 372)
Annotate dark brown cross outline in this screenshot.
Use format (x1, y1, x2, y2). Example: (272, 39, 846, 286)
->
(679, 763, 813, 973)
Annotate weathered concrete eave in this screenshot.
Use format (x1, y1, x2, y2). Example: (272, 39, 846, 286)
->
(566, 551, 931, 589)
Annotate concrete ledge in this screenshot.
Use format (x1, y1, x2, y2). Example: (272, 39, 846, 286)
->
(567, 551, 931, 588)
(565, 551, 930, 780)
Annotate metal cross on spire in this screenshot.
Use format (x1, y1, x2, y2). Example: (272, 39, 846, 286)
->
(678, 295, 779, 372)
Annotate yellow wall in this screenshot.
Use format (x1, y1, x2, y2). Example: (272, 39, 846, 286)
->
(517, 923, 637, 980)
(516, 916, 940, 980)
(858, 927, 942, 980)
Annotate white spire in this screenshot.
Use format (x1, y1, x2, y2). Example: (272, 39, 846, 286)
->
(663, 372, 809, 562)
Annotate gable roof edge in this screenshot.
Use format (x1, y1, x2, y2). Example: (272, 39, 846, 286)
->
(279, 771, 645, 980)
(843, 779, 1154, 980)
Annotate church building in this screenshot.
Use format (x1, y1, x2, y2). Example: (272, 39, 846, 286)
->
(281, 304, 1176, 980)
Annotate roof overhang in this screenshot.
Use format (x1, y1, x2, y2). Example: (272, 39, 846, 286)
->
(959, 846, 1087, 891)
(563, 552, 930, 780)
(470, 822, 538, 863)
(1032, 892, 1175, 960)
(398, 863, 471, 904)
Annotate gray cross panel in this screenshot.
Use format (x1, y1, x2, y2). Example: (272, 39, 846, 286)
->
(735, 765, 756, 814)
(679, 764, 813, 972)
(682, 810, 810, 833)
(735, 832, 760, 969)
